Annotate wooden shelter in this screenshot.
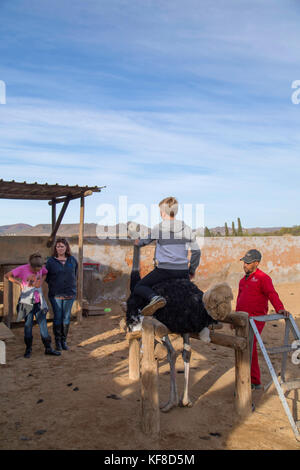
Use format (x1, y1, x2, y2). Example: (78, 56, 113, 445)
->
(0, 179, 105, 322)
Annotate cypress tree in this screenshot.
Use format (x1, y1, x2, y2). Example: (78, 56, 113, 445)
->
(204, 226, 211, 237)
(225, 222, 229, 236)
(232, 221, 237, 236)
(237, 217, 243, 236)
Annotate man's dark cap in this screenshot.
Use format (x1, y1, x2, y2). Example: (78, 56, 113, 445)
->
(240, 249, 262, 263)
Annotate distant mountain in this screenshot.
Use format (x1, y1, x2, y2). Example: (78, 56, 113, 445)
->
(0, 223, 287, 237)
(242, 227, 282, 234)
(0, 223, 32, 235)
(206, 226, 282, 236)
(17, 223, 99, 236)
(2, 222, 150, 238)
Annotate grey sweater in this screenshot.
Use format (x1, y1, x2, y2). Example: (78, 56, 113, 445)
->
(138, 219, 201, 273)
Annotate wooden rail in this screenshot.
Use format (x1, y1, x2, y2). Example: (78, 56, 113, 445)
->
(125, 311, 252, 436)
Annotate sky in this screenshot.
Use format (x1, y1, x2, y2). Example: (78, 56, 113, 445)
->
(0, 0, 300, 229)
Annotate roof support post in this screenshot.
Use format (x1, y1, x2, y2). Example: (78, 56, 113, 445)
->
(51, 198, 56, 232)
(77, 195, 85, 322)
(47, 197, 70, 247)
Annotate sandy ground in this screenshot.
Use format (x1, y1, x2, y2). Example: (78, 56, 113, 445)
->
(1, 282, 300, 451)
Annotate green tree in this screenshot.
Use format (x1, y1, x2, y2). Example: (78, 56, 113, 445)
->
(237, 217, 243, 236)
(225, 222, 229, 236)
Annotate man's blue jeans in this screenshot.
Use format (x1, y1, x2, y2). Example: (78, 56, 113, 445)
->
(49, 297, 74, 326)
(24, 303, 49, 339)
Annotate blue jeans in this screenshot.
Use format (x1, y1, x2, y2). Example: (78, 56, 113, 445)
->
(24, 303, 49, 339)
(49, 297, 74, 326)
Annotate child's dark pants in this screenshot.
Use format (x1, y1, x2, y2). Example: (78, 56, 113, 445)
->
(133, 267, 190, 301)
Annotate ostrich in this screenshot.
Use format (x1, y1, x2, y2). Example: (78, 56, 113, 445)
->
(125, 243, 233, 412)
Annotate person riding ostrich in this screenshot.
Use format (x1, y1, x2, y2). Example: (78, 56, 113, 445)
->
(125, 232, 233, 412)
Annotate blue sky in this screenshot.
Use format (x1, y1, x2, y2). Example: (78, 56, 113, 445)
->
(0, 0, 300, 229)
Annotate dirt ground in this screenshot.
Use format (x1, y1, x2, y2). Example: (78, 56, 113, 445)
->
(1, 282, 300, 451)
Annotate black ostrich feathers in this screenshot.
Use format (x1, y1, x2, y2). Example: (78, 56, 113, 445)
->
(126, 277, 215, 334)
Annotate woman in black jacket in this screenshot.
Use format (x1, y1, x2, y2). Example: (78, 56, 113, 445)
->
(46, 238, 78, 351)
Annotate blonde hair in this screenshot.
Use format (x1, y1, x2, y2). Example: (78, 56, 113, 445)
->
(159, 197, 178, 218)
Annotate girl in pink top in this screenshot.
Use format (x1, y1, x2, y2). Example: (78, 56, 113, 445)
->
(11, 263, 48, 303)
(5, 253, 61, 358)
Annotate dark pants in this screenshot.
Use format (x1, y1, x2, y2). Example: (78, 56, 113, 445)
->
(133, 267, 190, 301)
(251, 317, 265, 385)
(24, 303, 49, 339)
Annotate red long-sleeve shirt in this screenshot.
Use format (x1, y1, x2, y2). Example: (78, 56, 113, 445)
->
(236, 268, 284, 317)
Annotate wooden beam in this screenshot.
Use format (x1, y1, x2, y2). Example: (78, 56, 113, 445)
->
(77, 196, 85, 322)
(126, 330, 247, 351)
(0, 194, 57, 200)
(190, 331, 247, 351)
(47, 197, 70, 247)
(48, 190, 93, 206)
(126, 331, 142, 340)
(148, 317, 170, 338)
(222, 312, 248, 328)
(0, 181, 102, 201)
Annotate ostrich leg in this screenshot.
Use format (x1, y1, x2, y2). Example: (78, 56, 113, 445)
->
(180, 334, 193, 408)
(160, 335, 179, 412)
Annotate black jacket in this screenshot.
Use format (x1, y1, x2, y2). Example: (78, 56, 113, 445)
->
(46, 256, 78, 298)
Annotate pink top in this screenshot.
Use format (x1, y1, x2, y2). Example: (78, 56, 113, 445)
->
(11, 264, 48, 303)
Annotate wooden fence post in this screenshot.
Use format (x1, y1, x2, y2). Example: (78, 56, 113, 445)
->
(234, 311, 252, 417)
(129, 337, 140, 381)
(126, 311, 252, 427)
(3, 278, 13, 328)
(141, 317, 160, 437)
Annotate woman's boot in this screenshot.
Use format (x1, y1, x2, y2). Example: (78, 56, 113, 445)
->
(61, 324, 70, 350)
(53, 324, 62, 351)
(24, 336, 33, 358)
(42, 336, 61, 356)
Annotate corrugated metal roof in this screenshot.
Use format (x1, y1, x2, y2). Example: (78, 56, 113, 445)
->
(0, 179, 105, 200)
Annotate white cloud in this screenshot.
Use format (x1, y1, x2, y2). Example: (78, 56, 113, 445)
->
(0, 0, 300, 227)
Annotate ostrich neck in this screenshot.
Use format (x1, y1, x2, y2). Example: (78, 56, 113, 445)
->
(132, 245, 140, 272)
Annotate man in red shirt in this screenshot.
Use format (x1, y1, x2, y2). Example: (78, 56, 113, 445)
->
(236, 249, 290, 389)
